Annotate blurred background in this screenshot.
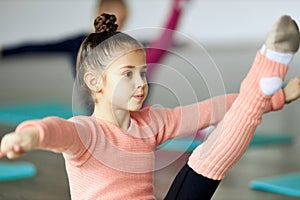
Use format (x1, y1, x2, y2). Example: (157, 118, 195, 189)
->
(1, 0, 300, 46)
(0, 0, 300, 104)
(0, 0, 300, 199)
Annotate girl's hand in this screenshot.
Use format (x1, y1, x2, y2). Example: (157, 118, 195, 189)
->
(0, 128, 39, 159)
(283, 77, 300, 104)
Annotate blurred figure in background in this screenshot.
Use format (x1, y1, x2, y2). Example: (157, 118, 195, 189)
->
(0, 0, 189, 78)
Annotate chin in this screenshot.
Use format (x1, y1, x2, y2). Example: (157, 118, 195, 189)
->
(129, 107, 142, 112)
(128, 104, 143, 112)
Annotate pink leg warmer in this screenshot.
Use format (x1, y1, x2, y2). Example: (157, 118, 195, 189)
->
(188, 52, 289, 180)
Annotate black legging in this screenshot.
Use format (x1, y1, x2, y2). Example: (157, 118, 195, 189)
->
(164, 164, 221, 200)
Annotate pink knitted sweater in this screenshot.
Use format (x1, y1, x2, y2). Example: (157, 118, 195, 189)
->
(16, 93, 284, 199)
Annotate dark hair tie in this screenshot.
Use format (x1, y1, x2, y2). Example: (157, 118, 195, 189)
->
(94, 13, 118, 33)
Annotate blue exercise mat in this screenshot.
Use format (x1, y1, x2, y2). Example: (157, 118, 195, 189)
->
(249, 172, 300, 198)
(0, 162, 36, 181)
(158, 133, 293, 152)
(0, 100, 73, 126)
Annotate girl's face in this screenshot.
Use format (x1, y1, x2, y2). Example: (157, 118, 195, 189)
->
(101, 50, 148, 111)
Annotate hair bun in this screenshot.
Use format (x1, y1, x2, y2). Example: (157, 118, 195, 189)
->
(94, 13, 118, 33)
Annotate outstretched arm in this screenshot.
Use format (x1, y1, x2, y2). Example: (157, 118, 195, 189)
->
(154, 79, 299, 145)
(152, 94, 237, 145)
(0, 116, 93, 160)
(146, 0, 189, 78)
(1, 34, 86, 57)
(1, 34, 86, 76)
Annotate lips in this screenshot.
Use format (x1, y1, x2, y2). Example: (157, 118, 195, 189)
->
(133, 94, 144, 101)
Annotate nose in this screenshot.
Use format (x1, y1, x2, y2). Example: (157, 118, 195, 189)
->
(135, 73, 147, 88)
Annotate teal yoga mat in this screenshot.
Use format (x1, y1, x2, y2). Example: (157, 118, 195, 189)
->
(249, 172, 300, 198)
(0, 100, 73, 126)
(0, 162, 36, 181)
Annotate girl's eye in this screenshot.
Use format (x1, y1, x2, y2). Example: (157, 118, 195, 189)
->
(124, 71, 133, 77)
(140, 71, 147, 78)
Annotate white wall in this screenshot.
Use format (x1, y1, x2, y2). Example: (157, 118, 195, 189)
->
(0, 0, 299, 46)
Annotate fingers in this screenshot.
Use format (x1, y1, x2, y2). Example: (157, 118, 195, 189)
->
(0, 132, 24, 159)
(283, 76, 300, 104)
(6, 150, 22, 159)
(0, 128, 38, 159)
(293, 76, 300, 84)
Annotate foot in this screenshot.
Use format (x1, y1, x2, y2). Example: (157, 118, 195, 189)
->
(265, 15, 300, 54)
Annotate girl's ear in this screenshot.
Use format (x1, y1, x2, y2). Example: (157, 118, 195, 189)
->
(84, 72, 103, 92)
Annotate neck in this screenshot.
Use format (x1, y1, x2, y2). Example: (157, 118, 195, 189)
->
(92, 101, 131, 131)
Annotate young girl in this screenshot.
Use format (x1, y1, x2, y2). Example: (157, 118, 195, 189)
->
(0, 14, 299, 200)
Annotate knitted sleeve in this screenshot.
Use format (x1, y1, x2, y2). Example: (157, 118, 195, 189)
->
(153, 94, 237, 145)
(15, 116, 95, 161)
(153, 89, 284, 145)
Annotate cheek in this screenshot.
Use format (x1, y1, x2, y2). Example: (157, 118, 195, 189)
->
(110, 78, 134, 102)
(144, 84, 149, 98)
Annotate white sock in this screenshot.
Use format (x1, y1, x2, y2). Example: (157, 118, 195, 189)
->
(260, 45, 294, 65)
(260, 76, 283, 96)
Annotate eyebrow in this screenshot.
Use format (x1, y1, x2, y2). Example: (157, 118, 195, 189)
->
(120, 65, 147, 70)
